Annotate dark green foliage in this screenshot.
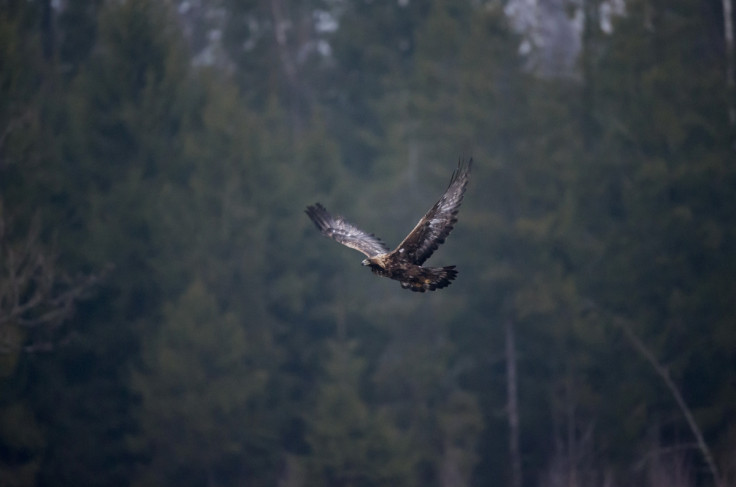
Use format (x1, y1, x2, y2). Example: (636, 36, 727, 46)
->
(578, 0, 736, 478)
(130, 281, 277, 487)
(2, 0, 736, 485)
(305, 340, 414, 486)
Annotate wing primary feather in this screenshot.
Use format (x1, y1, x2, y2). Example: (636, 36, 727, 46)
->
(305, 203, 390, 258)
(394, 157, 472, 265)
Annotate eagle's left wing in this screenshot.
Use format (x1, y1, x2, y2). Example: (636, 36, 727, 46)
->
(306, 203, 390, 258)
(395, 158, 472, 265)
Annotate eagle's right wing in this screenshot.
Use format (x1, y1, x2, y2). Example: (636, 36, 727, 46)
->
(306, 203, 390, 258)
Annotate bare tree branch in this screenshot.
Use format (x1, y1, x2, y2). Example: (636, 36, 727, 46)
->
(613, 317, 723, 487)
(0, 209, 104, 354)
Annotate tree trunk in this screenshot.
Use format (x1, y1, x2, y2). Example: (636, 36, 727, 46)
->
(580, 0, 600, 150)
(40, 0, 54, 60)
(723, 0, 735, 128)
(616, 318, 723, 487)
(505, 319, 522, 487)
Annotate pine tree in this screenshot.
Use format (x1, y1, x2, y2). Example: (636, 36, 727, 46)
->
(26, 1, 199, 484)
(131, 281, 276, 487)
(577, 0, 736, 481)
(305, 340, 413, 487)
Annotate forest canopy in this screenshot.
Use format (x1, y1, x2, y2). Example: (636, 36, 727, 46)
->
(1, 0, 735, 486)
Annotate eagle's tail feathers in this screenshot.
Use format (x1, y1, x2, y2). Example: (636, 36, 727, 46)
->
(401, 266, 457, 292)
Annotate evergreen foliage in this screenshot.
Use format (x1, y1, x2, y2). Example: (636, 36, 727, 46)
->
(1, 0, 735, 485)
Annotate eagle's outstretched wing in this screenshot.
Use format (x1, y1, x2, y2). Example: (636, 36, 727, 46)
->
(395, 157, 472, 265)
(306, 203, 390, 258)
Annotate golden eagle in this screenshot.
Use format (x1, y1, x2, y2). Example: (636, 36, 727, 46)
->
(305, 158, 472, 292)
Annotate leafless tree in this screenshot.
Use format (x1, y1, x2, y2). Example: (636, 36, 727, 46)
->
(0, 210, 102, 354)
(614, 317, 723, 487)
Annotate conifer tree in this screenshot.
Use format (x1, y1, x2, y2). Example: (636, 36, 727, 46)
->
(305, 340, 412, 486)
(577, 0, 736, 480)
(26, 1, 198, 484)
(131, 281, 276, 487)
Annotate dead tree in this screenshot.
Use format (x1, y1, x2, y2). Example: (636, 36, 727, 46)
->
(0, 211, 101, 354)
(614, 317, 723, 487)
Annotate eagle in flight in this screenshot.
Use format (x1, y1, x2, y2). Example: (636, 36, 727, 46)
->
(305, 157, 472, 292)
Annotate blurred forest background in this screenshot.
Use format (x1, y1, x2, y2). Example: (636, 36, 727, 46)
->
(2, 0, 736, 486)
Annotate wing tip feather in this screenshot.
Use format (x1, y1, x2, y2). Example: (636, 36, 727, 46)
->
(305, 203, 331, 232)
(451, 156, 472, 184)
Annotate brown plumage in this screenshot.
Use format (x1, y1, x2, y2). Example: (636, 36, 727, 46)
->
(305, 157, 471, 292)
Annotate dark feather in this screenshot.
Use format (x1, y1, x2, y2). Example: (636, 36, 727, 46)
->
(305, 203, 390, 258)
(398, 265, 457, 292)
(394, 157, 472, 265)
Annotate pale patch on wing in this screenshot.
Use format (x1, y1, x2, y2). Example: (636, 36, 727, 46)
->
(306, 203, 390, 258)
(396, 158, 472, 265)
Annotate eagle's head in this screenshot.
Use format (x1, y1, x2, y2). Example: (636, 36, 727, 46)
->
(361, 259, 370, 266)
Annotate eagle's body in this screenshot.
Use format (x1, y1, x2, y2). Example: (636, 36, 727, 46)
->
(364, 256, 458, 292)
(305, 158, 471, 292)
